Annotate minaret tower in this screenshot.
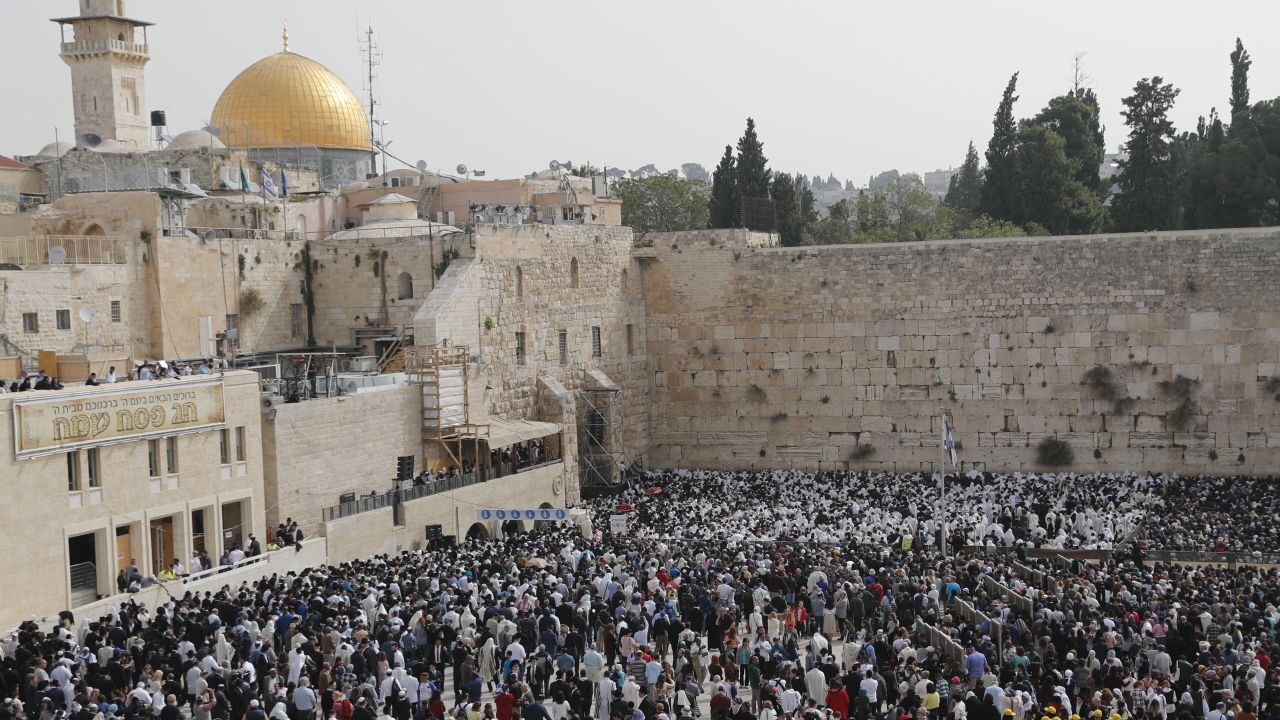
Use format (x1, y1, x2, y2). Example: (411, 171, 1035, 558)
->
(51, 0, 153, 149)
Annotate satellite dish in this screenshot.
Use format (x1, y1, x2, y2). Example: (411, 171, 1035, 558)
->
(548, 160, 560, 171)
(48, 246, 67, 264)
(201, 229, 217, 244)
(415, 159, 427, 172)
(78, 307, 97, 323)
(79, 133, 102, 148)
(456, 163, 468, 175)
(224, 328, 239, 341)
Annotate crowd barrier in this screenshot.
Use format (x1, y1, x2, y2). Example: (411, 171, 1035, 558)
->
(914, 618, 966, 665)
(951, 595, 1003, 665)
(980, 573, 1033, 615)
(12, 538, 328, 635)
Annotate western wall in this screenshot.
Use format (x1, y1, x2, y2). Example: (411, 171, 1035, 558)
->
(638, 227, 1280, 475)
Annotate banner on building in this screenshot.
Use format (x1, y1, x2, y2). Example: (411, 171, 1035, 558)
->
(13, 381, 226, 458)
(477, 507, 569, 522)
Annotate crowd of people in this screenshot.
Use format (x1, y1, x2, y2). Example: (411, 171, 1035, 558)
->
(1, 468, 1277, 720)
(2, 359, 221, 394)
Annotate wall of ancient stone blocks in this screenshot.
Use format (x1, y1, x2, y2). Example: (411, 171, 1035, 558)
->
(640, 228, 1280, 475)
(262, 383, 422, 539)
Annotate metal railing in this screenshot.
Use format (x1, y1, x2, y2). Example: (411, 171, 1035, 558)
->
(914, 618, 965, 664)
(0, 235, 129, 266)
(321, 459, 563, 523)
(952, 596, 1003, 666)
(980, 573, 1033, 615)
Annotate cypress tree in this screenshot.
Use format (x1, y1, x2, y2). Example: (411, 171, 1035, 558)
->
(979, 73, 1021, 221)
(1112, 77, 1181, 232)
(945, 141, 983, 212)
(1230, 38, 1252, 118)
(708, 145, 740, 228)
(734, 117, 771, 200)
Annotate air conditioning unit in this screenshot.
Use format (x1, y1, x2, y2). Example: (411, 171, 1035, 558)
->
(261, 394, 284, 410)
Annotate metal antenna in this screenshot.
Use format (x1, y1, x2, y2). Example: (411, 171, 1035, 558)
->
(359, 24, 382, 175)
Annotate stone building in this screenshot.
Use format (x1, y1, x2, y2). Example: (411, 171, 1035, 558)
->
(0, 371, 266, 624)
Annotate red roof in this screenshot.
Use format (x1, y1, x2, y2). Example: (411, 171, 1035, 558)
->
(0, 155, 30, 170)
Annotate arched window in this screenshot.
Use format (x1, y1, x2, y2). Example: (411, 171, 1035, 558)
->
(570, 257, 579, 288)
(620, 269, 628, 292)
(397, 272, 413, 300)
(515, 266, 523, 298)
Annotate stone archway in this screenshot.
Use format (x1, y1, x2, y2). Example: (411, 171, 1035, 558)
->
(465, 522, 489, 542)
(83, 223, 105, 236)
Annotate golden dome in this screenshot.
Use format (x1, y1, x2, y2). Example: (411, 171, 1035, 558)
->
(210, 50, 371, 151)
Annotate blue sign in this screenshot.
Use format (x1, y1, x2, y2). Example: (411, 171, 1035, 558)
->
(477, 507, 571, 522)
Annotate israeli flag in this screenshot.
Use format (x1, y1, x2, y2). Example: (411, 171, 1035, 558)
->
(942, 415, 959, 471)
(262, 170, 277, 198)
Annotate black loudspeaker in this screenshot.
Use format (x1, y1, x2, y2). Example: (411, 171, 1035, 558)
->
(397, 455, 415, 481)
(425, 524, 443, 540)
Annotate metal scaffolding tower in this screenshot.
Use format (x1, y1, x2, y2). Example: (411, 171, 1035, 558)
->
(405, 346, 487, 469)
(579, 374, 631, 493)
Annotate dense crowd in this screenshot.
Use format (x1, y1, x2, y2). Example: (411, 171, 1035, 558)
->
(1, 468, 1278, 720)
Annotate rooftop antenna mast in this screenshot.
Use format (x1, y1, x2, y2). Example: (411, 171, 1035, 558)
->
(359, 24, 383, 176)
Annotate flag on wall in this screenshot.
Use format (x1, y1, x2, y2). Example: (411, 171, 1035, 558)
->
(238, 162, 249, 193)
(262, 170, 277, 198)
(941, 414, 959, 471)
(280, 168, 288, 197)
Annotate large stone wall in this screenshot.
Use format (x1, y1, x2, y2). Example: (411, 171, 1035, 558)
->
(641, 228, 1280, 475)
(262, 384, 422, 539)
(413, 224, 651, 500)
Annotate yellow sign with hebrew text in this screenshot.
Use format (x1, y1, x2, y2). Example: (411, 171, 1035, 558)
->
(13, 381, 225, 457)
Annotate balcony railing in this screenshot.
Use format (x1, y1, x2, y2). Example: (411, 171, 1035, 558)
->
(61, 40, 148, 56)
(321, 459, 562, 523)
(0, 235, 129, 266)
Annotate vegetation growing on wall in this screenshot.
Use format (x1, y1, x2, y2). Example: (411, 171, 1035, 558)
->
(1036, 437, 1074, 466)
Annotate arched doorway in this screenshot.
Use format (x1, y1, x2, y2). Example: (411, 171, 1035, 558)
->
(397, 272, 413, 300)
(533, 502, 556, 531)
(83, 223, 105, 236)
(500, 519, 525, 538)
(294, 214, 307, 238)
(465, 522, 489, 542)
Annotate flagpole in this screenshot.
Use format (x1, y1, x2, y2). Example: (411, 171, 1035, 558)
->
(939, 407, 949, 559)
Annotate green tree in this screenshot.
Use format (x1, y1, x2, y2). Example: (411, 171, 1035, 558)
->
(1112, 77, 1182, 232)
(979, 72, 1021, 221)
(854, 190, 891, 239)
(681, 163, 710, 182)
(1230, 37, 1252, 118)
(768, 172, 798, 244)
(808, 198, 857, 245)
(954, 214, 1028, 239)
(1009, 123, 1106, 234)
(882, 174, 938, 242)
(708, 145, 739, 228)
(1185, 102, 1280, 229)
(945, 141, 983, 212)
(734, 117, 771, 200)
(614, 175, 710, 235)
(1033, 90, 1107, 194)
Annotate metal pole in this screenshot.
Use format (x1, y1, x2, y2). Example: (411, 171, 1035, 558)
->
(939, 407, 948, 559)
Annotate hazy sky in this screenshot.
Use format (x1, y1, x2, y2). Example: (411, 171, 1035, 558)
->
(5, 1, 1278, 183)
